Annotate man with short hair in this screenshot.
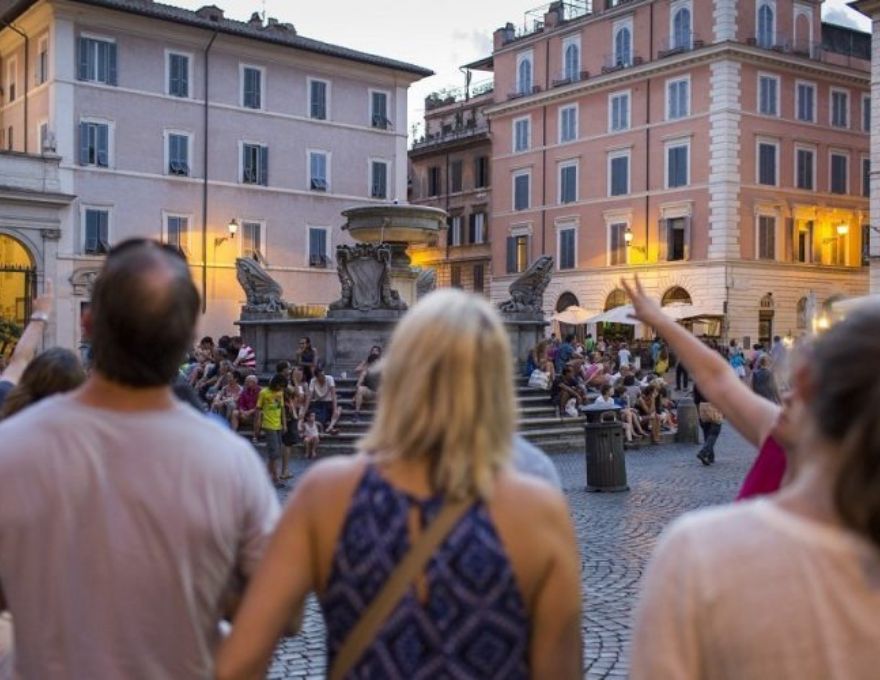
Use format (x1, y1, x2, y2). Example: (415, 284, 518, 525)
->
(0, 240, 279, 679)
(231, 374, 260, 431)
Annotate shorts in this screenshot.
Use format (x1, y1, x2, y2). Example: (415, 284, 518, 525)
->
(310, 401, 333, 426)
(264, 429, 282, 461)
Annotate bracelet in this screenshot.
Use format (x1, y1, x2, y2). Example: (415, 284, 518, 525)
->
(30, 311, 50, 323)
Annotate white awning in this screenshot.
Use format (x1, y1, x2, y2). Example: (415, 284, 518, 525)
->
(552, 305, 594, 325)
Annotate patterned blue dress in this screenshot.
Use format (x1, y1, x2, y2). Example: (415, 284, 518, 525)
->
(320, 464, 530, 679)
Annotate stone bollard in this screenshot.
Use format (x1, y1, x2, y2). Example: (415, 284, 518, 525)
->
(675, 397, 700, 444)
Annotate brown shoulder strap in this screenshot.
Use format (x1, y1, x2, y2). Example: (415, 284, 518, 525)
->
(328, 497, 473, 680)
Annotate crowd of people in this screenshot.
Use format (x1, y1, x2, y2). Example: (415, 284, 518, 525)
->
(0, 240, 877, 680)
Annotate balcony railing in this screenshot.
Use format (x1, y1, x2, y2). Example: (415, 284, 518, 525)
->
(424, 79, 494, 111)
(601, 54, 644, 74)
(551, 69, 590, 88)
(745, 36, 869, 68)
(657, 34, 705, 58)
(411, 123, 490, 150)
(507, 84, 543, 100)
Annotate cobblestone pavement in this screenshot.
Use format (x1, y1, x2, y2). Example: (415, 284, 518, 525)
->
(267, 426, 755, 679)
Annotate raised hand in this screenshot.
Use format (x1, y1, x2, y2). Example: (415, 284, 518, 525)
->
(620, 276, 666, 328)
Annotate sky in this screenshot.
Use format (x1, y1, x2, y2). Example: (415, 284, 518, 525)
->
(173, 0, 871, 139)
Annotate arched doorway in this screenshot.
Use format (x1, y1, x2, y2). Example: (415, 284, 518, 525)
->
(556, 291, 579, 312)
(602, 288, 632, 340)
(0, 234, 37, 354)
(661, 286, 692, 306)
(604, 288, 628, 311)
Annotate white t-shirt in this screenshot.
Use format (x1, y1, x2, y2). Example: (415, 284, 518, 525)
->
(632, 499, 880, 680)
(0, 394, 280, 680)
(618, 348, 632, 367)
(309, 375, 335, 402)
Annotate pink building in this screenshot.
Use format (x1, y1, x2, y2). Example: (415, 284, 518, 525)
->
(482, 0, 870, 344)
(0, 0, 430, 347)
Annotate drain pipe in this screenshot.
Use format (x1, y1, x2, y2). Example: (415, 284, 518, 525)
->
(201, 30, 218, 314)
(2, 21, 29, 154)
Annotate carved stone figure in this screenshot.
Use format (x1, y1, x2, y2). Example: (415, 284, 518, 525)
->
(498, 255, 554, 315)
(416, 268, 437, 299)
(70, 267, 99, 296)
(329, 243, 407, 312)
(235, 257, 288, 314)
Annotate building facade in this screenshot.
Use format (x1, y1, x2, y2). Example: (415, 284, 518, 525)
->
(408, 82, 493, 294)
(483, 0, 870, 344)
(0, 0, 430, 348)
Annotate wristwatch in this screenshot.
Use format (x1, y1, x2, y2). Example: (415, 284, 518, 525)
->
(30, 311, 50, 323)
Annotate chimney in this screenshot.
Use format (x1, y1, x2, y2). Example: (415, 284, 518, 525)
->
(248, 11, 263, 27)
(493, 22, 515, 50)
(195, 5, 224, 21)
(544, 1, 564, 29)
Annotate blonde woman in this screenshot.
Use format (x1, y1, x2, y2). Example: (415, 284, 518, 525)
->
(216, 289, 582, 680)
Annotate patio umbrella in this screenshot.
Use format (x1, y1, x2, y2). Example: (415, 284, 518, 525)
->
(553, 305, 593, 325)
(585, 305, 637, 325)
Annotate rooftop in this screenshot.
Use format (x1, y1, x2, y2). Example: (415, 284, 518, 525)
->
(0, 0, 433, 77)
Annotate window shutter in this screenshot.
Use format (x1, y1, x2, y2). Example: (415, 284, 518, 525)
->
(79, 122, 90, 165)
(84, 212, 97, 252)
(659, 219, 668, 261)
(97, 125, 109, 166)
(77, 38, 89, 80)
(260, 146, 268, 185)
(468, 213, 477, 245)
(784, 218, 794, 262)
(107, 43, 117, 85)
(506, 237, 517, 273)
(683, 216, 692, 260)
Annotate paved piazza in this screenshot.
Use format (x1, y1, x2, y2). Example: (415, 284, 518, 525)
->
(268, 427, 755, 679)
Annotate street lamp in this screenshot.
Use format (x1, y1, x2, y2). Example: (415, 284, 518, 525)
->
(624, 226, 646, 255)
(215, 218, 239, 247)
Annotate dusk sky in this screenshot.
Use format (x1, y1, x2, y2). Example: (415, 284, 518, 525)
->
(172, 0, 871, 139)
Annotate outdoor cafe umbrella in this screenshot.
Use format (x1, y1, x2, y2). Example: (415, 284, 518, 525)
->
(552, 305, 593, 325)
(584, 305, 638, 326)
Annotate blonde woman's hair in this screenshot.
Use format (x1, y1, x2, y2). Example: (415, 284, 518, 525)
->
(359, 289, 515, 500)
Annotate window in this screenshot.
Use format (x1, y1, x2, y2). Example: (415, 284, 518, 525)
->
(796, 222, 814, 263)
(241, 143, 268, 185)
(6, 56, 16, 102)
(863, 95, 871, 132)
(609, 151, 629, 196)
(450, 160, 463, 193)
(475, 156, 489, 188)
(39, 122, 48, 152)
(609, 222, 627, 265)
(665, 217, 688, 261)
(77, 37, 117, 85)
(796, 147, 814, 190)
(37, 36, 48, 85)
(667, 78, 689, 120)
(241, 221, 264, 260)
(371, 90, 389, 128)
(371, 160, 388, 199)
(516, 52, 533, 95)
(450, 265, 462, 288)
(672, 5, 692, 50)
(563, 38, 580, 81)
(796, 82, 815, 122)
(79, 121, 110, 167)
(449, 215, 462, 246)
(559, 227, 576, 269)
(666, 143, 689, 188)
(469, 212, 486, 244)
(241, 66, 263, 109)
(514, 117, 530, 152)
(614, 24, 632, 67)
(308, 227, 329, 267)
(831, 89, 849, 128)
(167, 52, 189, 98)
(758, 215, 776, 259)
(309, 151, 328, 191)
(758, 75, 778, 116)
(167, 132, 189, 176)
(609, 91, 629, 132)
(165, 214, 190, 253)
(757, 2, 775, 48)
(507, 234, 529, 273)
(830, 152, 848, 194)
(559, 162, 577, 204)
(472, 263, 485, 293)
(514, 172, 530, 211)
(83, 208, 110, 254)
(428, 166, 441, 196)
(309, 79, 328, 120)
(863, 157, 870, 198)
(559, 105, 577, 143)
(757, 141, 777, 186)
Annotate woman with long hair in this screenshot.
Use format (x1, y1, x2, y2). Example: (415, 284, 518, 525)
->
(631, 296, 880, 679)
(216, 289, 582, 680)
(1, 347, 86, 419)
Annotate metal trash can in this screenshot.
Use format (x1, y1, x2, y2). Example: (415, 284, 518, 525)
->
(582, 403, 629, 492)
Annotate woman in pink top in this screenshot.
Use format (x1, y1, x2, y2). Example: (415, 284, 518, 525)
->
(622, 278, 792, 497)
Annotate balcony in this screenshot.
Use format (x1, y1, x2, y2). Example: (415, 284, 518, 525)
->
(552, 69, 590, 88)
(507, 84, 543, 100)
(745, 34, 870, 70)
(601, 54, 643, 74)
(411, 122, 490, 152)
(657, 34, 705, 58)
(424, 79, 494, 111)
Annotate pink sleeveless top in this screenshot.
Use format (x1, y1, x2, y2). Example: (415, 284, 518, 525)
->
(737, 436, 787, 500)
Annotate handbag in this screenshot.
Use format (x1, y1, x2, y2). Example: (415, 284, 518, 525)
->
(329, 497, 474, 680)
(528, 369, 550, 390)
(698, 402, 724, 424)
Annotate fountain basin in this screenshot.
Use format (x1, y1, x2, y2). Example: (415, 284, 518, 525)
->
(342, 204, 447, 246)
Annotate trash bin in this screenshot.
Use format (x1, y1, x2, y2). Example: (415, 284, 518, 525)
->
(675, 397, 700, 444)
(582, 403, 628, 492)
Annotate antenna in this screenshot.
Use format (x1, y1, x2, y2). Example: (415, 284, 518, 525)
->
(261, 0, 266, 22)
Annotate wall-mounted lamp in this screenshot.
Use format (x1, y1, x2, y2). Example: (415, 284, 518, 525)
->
(624, 227, 646, 255)
(214, 218, 239, 247)
(822, 223, 849, 245)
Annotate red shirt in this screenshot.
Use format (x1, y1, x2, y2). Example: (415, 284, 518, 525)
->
(237, 386, 260, 411)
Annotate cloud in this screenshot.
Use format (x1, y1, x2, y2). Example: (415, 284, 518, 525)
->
(823, 7, 862, 30)
(451, 28, 493, 58)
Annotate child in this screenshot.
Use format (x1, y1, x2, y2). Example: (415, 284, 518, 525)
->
(254, 374, 287, 485)
(299, 410, 323, 460)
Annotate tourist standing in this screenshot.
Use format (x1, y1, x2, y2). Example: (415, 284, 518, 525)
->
(751, 354, 781, 404)
(215, 289, 581, 680)
(0, 240, 279, 679)
(254, 374, 287, 486)
(692, 383, 723, 466)
(0, 280, 53, 410)
(632, 301, 880, 680)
